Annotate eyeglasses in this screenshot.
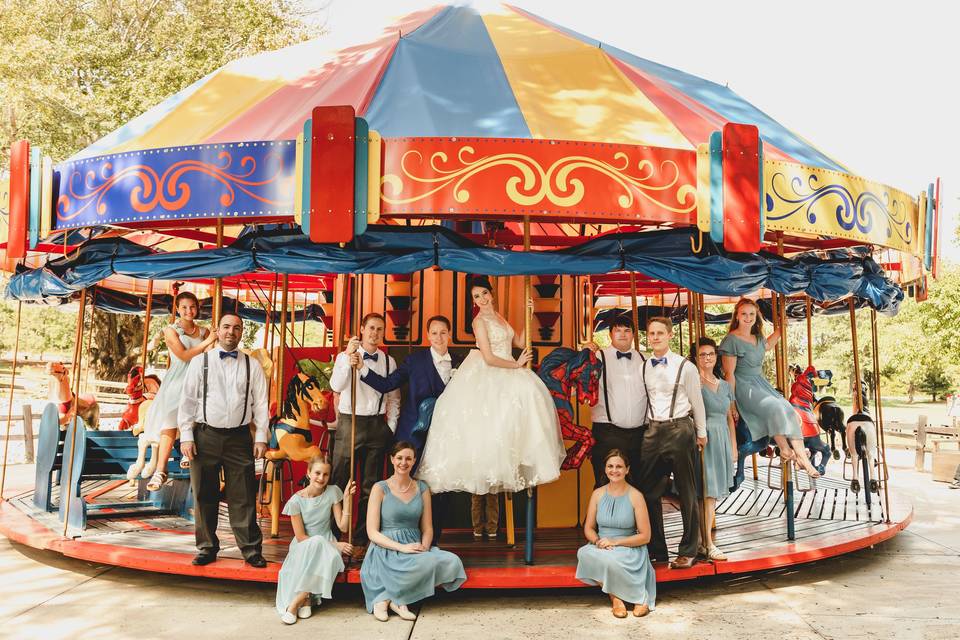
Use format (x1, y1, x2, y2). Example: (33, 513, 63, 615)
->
(698, 352, 717, 359)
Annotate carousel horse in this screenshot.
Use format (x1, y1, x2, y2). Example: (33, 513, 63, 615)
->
(118, 365, 160, 431)
(788, 364, 833, 475)
(807, 369, 846, 460)
(46, 361, 100, 430)
(538, 347, 601, 470)
(265, 370, 331, 462)
(846, 385, 879, 495)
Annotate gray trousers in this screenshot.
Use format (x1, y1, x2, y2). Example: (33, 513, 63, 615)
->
(331, 413, 393, 544)
(190, 423, 262, 560)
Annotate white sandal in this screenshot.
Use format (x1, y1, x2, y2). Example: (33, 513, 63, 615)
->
(389, 602, 417, 621)
(373, 601, 389, 622)
(146, 470, 167, 492)
(707, 544, 727, 561)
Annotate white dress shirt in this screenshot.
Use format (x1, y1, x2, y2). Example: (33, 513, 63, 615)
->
(177, 346, 270, 444)
(643, 350, 707, 438)
(431, 347, 453, 385)
(591, 346, 647, 428)
(330, 347, 400, 431)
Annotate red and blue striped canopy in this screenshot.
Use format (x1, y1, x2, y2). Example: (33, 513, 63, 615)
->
(73, 4, 846, 174)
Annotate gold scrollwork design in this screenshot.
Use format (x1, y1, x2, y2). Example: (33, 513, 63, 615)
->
(382, 146, 695, 214)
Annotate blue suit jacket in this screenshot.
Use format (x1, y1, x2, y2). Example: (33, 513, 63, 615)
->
(360, 349, 463, 452)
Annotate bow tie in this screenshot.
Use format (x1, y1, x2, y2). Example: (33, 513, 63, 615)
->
(362, 352, 379, 362)
(435, 354, 451, 363)
(616, 351, 632, 360)
(219, 351, 238, 360)
(650, 356, 668, 367)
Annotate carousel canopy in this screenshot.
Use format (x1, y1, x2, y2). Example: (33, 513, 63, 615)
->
(73, 3, 846, 173)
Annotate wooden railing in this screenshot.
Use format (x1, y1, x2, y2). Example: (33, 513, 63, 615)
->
(0, 405, 125, 463)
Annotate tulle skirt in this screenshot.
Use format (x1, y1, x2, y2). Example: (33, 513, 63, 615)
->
(417, 350, 565, 494)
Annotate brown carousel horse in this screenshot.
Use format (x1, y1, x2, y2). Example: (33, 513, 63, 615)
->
(46, 361, 100, 430)
(262, 369, 331, 537)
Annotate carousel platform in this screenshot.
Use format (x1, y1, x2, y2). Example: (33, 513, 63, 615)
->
(0, 469, 911, 588)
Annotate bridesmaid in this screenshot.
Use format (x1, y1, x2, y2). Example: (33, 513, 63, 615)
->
(276, 456, 355, 624)
(718, 298, 820, 478)
(691, 337, 737, 561)
(134, 291, 216, 488)
(576, 449, 656, 618)
(360, 442, 466, 622)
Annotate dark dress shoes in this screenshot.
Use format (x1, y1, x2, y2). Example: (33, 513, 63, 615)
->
(246, 554, 268, 568)
(192, 552, 217, 566)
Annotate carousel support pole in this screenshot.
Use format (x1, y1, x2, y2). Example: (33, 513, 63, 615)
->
(347, 274, 361, 545)
(264, 275, 277, 351)
(849, 300, 863, 413)
(784, 459, 795, 540)
(0, 301, 23, 500)
(523, 215, 536, 563)
(629, 272, 641, 351)
(270, 275, 290, 538)
(81, 295, 96, 395)
(140, 281, 155, 378)
(871, 309, 892, 522)
(213, 219, 224, 324)
(62, 289, 88, 536)
(301, 291, 308, 346)
(805, 296, 814, 369)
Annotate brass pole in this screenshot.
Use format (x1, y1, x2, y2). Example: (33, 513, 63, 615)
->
(805, 296, 814, 369)
(0, 301, 23, 500)
(62, 288, 88, 536)
(347, 274, 361, 544)
(335, 274, 347, 352)
(213, 219, 224, 324)
(849, 299, 863, 413)
(629, 272, 641, 351)
(301, 291, 308, 345)
(140, 281, 155, 377)
(264, 275, 277, 351)
(276, 275, 290, 414)
(870, 309, 892, 522)
(81, 296, 96, 395)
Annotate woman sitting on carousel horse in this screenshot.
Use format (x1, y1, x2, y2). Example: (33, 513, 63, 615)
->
(131, 291, 216, 489)
(718, 298, 821, 479)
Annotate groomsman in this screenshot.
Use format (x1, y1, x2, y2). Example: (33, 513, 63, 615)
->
(354, 315, 462, 539)
(330, 313, 400, 545)
(636, 317, 706, 569)
(178, 313, 270, 568)
(589, 315, 647, 488)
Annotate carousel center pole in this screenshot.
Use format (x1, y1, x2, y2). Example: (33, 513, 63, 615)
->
(140, 281, 155, 378)
(268, 274, 290, 538)
(629, 272, 641, 351)
(522, 216, 535, 565)
(0, 301, 23, 500)
(62, 289, 89, 536)
(805, 296, 814, 369)
(870, 309, 892, 522)
(214, 219, 224, 324)
(347, 274, 360, 545)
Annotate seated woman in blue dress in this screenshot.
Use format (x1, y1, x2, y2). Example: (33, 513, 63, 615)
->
(691, 337, 736, 561)
(275, 455, 355, 625)
(576, 449, 656, 618)
(718, 298, 820, 478)
(360, 441, 466, 622)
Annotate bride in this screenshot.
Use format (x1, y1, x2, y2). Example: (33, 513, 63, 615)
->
(416, 276, 565, 495)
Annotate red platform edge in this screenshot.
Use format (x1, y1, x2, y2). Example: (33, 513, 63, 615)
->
(0, 495, 913, 588)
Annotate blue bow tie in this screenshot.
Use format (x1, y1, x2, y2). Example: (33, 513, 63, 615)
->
(363, 351, 379, 362)
(616, 351, 632, 360)
(219, 350, 238, 360)
(650, 356, 668, 367)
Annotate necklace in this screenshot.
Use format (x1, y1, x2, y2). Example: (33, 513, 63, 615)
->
(392, 477, 414, 493)
(700, 372, 719, 386)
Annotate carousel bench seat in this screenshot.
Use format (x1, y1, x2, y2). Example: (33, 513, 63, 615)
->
(33, 403, 192, 529)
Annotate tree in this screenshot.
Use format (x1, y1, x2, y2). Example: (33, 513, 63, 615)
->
(1, 0, 313, 379)
(918, 365, 953, 402)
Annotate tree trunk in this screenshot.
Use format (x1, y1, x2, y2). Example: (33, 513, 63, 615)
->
(86, 312, 144, 381)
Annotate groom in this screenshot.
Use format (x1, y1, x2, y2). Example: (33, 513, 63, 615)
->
(352, 315, 462, 538)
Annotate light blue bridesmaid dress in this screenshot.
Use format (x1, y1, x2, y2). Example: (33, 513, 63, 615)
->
(701, 380, 736, 500)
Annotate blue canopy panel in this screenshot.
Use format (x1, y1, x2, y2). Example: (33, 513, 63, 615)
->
(364, 5, 531, 137)
(5, 225, 903, 314)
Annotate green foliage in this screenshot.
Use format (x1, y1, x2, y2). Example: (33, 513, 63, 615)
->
(1, 0, 312, 164)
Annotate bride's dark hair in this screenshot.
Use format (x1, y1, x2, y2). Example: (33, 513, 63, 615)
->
(468, 275, 493, 293)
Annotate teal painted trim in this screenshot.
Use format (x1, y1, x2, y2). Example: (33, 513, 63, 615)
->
(301, 119, 312, 236)
(29, 147, 41, 249)
(709, 131, 724, 245)
(354, 117, 369, 237)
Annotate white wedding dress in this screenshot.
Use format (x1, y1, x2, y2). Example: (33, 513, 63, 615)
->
(417, 313, 565, 494)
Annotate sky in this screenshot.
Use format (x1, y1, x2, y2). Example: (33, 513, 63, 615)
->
(310, 0, 959, 261)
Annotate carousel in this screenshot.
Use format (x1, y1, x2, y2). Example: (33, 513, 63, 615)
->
(0, 4, 936, 588)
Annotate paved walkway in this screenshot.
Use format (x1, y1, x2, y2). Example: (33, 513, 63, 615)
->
(1, 449, 957, 639)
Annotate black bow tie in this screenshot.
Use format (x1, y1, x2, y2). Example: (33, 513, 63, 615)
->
(219, 351, 238, 360)
(616, 351, 632, 360)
